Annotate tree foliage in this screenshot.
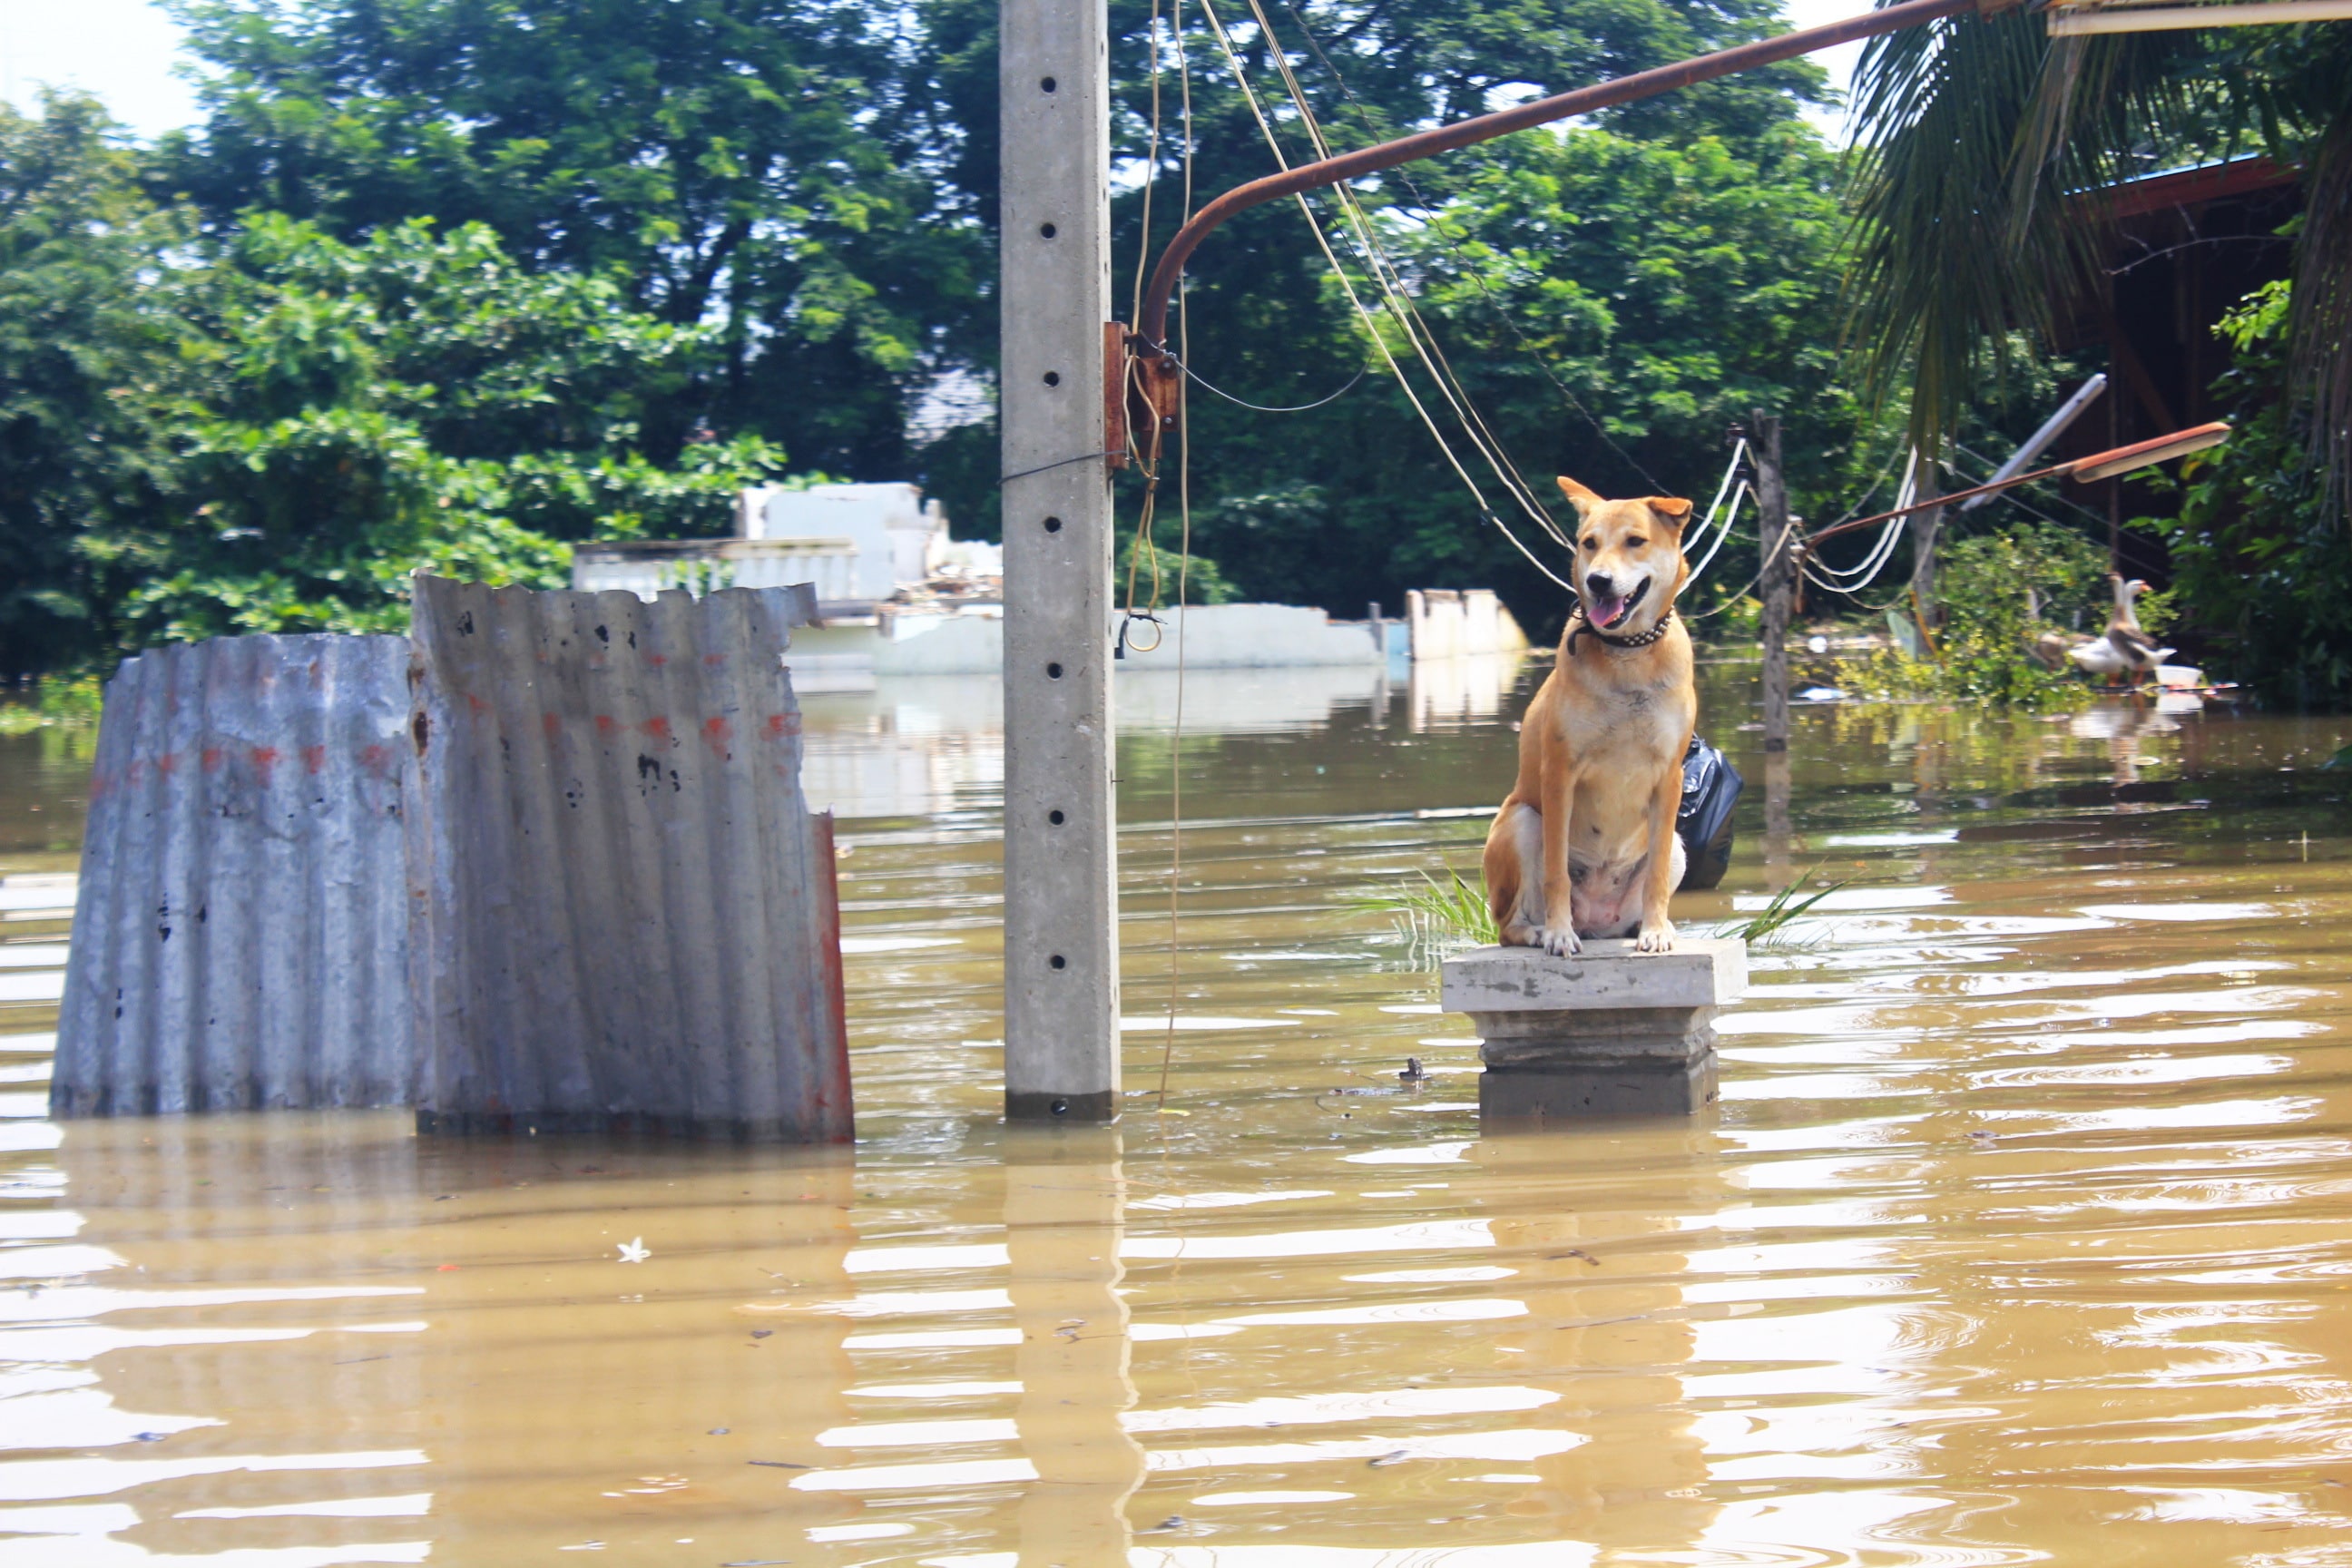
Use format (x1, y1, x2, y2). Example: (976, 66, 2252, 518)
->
(0, 97, 189, 676)
(1843, 11, 2352, 505)
(0, 0, 2029, 675)
(1839, 522, 2111, 710)
(160, 0, 990, 477)
(0, 97, 782, 665)
(2138, 279, 2352, 705)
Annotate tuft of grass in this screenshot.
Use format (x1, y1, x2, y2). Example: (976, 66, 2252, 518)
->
(1357, 867, 1496, 969)
(1722, 870, 1845, 946)
(0, 707, 41, 737)
(1358, 863, 1847, 965)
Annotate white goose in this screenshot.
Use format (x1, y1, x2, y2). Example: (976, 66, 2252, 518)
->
(2068, 574, 2173, 685)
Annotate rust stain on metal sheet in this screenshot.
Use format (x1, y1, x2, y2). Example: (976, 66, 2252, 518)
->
(408, 577, 846, 1143)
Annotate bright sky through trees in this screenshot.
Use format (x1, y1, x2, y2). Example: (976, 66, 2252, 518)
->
(0, 0, 1866, 147)
(0, 0, 197, 142)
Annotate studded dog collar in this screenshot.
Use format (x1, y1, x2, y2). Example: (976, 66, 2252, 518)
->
(1566, 604, 1676, 655)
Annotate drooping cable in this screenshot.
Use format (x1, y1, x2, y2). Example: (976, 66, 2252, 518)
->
(1684, 478, 1753, 587)
(1157, 1, 1199, 1115)
(1235, 0, 1575, 554)
(1272, 0, 1671, 496)
(1177, 356, 1366, 412)
(1675, 440, 1749, 588)
(1122, 5, 1172, 646)
(1191, 0, 1579, 591)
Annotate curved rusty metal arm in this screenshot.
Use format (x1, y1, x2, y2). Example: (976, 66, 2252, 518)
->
(1133, 0, 1996, 354)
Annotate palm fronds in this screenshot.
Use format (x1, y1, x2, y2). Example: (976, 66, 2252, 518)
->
(1843, 11, 2210, 453)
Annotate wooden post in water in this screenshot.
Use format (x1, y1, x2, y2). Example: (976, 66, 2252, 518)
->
(1753, 412, 1793, 757)
(999, 0, 1121, 1122)
(1910, 459, 1944, 629)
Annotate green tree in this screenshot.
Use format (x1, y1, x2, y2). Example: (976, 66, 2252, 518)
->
(1126, 117, 1874, 634)
(916, 0, 1863, 635)
(1842, 10, 2352, 503)
(160, 0, 990, 477)
(2139, 280, 2352, 705)
(0, 92, 790, 671)
(95, 214, 786, 646)
(0, 95, 189, 675)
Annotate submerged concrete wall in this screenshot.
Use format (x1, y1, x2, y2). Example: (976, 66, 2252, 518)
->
(54, 635, 419, 1114)
(407, 578, 851, 1142)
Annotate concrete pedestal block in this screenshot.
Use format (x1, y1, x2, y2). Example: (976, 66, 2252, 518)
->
(1440, 940, 1747, 1124)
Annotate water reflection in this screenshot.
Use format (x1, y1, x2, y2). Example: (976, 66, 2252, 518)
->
(1465, 1129, 1721, 1551)
(3, 678, 2352, 1562)
(797, 661, 1529, 820)
(1005, 1130, 1139, 1565)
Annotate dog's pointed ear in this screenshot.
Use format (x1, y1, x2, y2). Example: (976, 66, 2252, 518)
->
(1645, 496, 1693, 533)
(1556, 475, 1603, 520)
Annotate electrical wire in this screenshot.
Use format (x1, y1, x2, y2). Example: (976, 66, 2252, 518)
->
(1802, 498, 1908, 584)
(1122, 0, 1172, 642)
(1157, 1, 1199, 1115)
(1681, 505, 1796, 621)
(1192, 0, 1581, 591)
(1176, 356, 1367, 412)
(1674, 441, 1749, 587)
(1951, 441, 2111, 527)
(1683, 478, 1753, 587)
(1272, 0, 1670, 495)
(1242, 10, 1576, 554)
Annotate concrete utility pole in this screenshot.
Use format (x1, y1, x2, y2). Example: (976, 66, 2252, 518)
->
(999, 0, 1120, 1122)
(1753, 413, 1792, 757)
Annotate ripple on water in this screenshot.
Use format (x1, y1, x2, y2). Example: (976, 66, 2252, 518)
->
(0, 683, 2348, 1563)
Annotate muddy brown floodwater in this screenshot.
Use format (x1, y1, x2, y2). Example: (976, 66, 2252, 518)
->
(1, 659, 2350, 1566)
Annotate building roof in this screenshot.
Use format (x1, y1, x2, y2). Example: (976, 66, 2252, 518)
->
(2092, 154, 2299, 222)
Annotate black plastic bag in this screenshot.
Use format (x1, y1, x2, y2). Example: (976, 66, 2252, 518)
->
(1676, 735, 1741, 891)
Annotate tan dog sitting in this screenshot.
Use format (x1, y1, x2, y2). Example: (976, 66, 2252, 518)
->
(1482, 476, 1697, 956)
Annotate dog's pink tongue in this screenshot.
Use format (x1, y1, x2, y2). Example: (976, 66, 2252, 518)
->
(1590, 593, 1629, 629)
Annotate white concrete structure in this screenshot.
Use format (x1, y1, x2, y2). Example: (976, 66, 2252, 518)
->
(779, 602, 1391, 681)
(1406, 589, 1529, 661)
(739, 482, 950, 602)
(573, 538, 860, 602)
(576, 483, 969, 607)
(1443, 939, 1748, 1119)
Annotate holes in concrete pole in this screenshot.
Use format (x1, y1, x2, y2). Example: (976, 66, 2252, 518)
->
(1040, 221, 1057, 239)
(1048, 808, 1065, 825)
(1046, 662, 1063, 679)
(1043, 516, 1062, 533)
(1050, 1097, 1071, 1115)
(1043, 371, 1061, 387)
(1049, 954, 1067, 970)
(1041, 76, 1057, 93)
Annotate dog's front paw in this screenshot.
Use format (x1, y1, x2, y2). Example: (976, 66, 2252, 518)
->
(1635, 920, 1676, 954)
(1537, 926, 1583, 957)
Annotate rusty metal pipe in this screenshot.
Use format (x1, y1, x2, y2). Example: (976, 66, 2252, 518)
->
(1134, 0, 1988, 352)
(1804, 421, 2231, 545)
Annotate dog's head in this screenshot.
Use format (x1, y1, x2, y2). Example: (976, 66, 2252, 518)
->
(1556, 476, 1691, 634)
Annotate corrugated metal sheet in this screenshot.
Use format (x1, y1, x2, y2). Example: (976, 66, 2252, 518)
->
(52, 634, 417, 1115)
(407, 577, 850, 1142)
